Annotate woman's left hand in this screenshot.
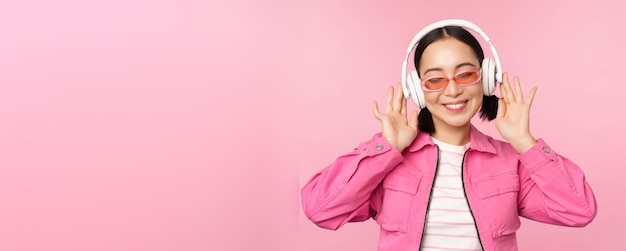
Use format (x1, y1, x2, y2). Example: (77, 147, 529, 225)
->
(495, 72, 538, 154)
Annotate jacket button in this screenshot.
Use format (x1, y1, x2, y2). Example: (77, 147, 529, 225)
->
(543, 146, 551, 153)
(375, 144, 383, 151)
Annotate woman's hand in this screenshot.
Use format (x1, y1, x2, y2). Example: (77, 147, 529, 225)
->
(495, 73, 538, 154)
(373, 83, 419, 152)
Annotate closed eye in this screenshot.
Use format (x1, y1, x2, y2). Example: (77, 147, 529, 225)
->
(426, 77, 445, 84)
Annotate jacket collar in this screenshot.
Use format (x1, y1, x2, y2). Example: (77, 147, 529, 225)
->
(407, 124, 497, 154)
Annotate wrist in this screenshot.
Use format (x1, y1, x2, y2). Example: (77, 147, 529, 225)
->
(389, 141, 406, 152)
(509, 134, 537, 154)
(382, 136, 405, 152)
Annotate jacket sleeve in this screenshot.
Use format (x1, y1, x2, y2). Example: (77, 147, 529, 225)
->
(300, 133, 404, 230)
(517, 138, 597, 227)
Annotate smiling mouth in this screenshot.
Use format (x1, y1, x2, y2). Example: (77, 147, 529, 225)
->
(444, 101, 467, 110)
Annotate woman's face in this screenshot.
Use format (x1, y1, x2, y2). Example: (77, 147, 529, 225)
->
(419, 37, 483, 130)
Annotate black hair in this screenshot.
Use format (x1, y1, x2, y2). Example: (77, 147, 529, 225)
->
(413, 26, 498, 133)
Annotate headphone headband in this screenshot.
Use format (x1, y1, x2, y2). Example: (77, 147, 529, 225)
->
(402, 19, 503, 101)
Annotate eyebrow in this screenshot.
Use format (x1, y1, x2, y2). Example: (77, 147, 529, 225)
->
(422, 62, 477, 75)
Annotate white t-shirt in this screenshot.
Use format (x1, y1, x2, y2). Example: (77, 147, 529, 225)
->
(421, 137, 482, 251)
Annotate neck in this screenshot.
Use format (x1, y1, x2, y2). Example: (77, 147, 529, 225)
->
(431, 123, 471, 146)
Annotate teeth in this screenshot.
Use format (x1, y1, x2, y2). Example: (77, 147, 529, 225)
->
(445, 103, 465, 109)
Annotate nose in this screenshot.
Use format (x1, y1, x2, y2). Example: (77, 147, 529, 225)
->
(443, 78, 462, 97)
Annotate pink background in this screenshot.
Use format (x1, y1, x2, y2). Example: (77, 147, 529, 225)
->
(0, 0, 623, 250)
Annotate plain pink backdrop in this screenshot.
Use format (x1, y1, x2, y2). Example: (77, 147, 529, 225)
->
(0, 0, 623, 250)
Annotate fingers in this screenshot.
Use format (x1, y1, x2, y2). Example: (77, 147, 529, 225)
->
(386, 86, 393, 113)
(513, 76, 523, 103)
(500, 73, 536, 104)
(496, 98, 506, 119)
(526, 87, 538, 106)
(375, 83, 411, 120)
(499, 73, 508, 103)
(393, 82, 403, 112)
(372, 101, 381, 120)
(500, 72, 513, 104)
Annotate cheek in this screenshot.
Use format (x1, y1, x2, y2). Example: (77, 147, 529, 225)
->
(423, 92, 440, 106)
(469, 86, 484, 111)
(470, 84, 484, 98)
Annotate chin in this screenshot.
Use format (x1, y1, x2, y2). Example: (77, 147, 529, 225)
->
(444, 119, 472, 128)
(439, 112, 475, 127)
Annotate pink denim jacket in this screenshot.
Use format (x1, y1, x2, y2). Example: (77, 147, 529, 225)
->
(301, 125, 597, 251)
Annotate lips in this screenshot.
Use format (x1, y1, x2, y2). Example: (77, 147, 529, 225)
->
(444, 101, 467, 110)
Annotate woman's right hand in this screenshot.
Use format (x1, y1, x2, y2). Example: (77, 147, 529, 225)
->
(372, 83, 419, 152)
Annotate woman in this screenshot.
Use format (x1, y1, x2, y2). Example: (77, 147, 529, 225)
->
(301, 22, 597, 251)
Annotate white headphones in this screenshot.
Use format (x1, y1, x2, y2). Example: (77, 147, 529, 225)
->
(401, 19, 503, 109)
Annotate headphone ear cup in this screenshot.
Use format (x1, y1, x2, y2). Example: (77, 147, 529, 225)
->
(408, 70, 426, 109)
(481, 58, 496, 96)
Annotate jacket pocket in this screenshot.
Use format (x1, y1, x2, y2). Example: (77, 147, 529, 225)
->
(376, 171, 421, 234)
(473, 173, 521, 238)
